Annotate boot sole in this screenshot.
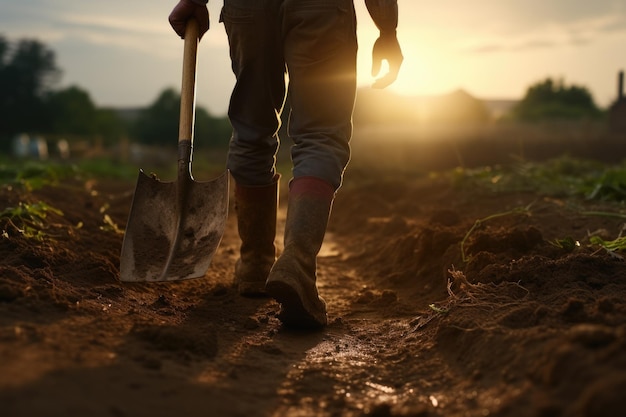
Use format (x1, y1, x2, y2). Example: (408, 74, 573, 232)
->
(265, 276, 327, 328)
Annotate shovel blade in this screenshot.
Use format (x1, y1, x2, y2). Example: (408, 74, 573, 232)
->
(119, 170, 229, 282)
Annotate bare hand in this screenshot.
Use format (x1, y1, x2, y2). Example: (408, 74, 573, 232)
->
(371, 33, 403, 89)
(168, 0, 209, 39)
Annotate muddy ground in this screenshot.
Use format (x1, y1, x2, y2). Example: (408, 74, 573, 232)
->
(1, 151, 626, 417)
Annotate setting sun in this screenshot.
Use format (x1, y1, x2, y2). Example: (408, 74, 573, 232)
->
(355, 1, 624, 110)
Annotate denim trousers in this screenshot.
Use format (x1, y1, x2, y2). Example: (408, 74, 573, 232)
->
(220, 0, 358, 189)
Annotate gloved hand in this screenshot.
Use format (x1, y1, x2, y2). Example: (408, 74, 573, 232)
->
(371, 32, 403, 89)
(168, 0, 210, 39)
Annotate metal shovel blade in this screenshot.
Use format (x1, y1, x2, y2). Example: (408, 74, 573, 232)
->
(119, 19, 229, 282)
(119, 169, 228, 282)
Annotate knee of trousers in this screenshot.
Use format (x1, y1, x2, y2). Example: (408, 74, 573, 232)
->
(227, 140, 279, 186)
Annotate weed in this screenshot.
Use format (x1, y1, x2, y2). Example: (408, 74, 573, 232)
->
(460, 204, 533, 263)
(74, 158, 141, 181)
(0, 158, 139, 191)
(100, 214, 124, 235)
(579, 210, 626, 220)
(588, 222, 626, 259)
(0, 201, 64, 241)
(549, 236, 580, 252)
(590, 235, 626, 250)
(0, 161, 78, 191)
(447, 156, 626, 203)
(589, 235, 626, 259)
(428, 304, 449, 314)
(414, 269, 530, 327)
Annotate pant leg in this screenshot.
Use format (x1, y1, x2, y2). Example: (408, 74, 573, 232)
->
(221, 0, 286, 186)
(282, 0, 358, 190)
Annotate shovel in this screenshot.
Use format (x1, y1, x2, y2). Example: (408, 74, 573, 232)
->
(119, 19, 229, 282)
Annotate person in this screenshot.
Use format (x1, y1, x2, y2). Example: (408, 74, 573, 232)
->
(169, 0, 402, 328)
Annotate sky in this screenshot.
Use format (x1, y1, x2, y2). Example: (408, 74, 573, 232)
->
(2, 0, 626, 116)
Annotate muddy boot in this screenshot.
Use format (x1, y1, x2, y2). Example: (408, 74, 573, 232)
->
(266, 177, 334, 328)
(234, 175, 279, 296)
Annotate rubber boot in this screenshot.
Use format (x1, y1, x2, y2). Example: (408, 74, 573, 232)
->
(266, 176, 334, 328)
(234, 175, 279, 296)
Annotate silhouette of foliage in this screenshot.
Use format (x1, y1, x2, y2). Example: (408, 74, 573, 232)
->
(0, 35, 61, 138)
(45, 86, 98, 136)
(132, 87, 231, 147)
(132, 88, 180, 145)
(95, 108, 129, 146)
(194, 106, 232, 148)
(1, 36, 232, 150)
(512, 78, 601, 122)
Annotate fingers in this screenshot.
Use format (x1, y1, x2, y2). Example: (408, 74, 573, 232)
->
(371, 35, 403, 89)
(193, 7, 210, 39)
(169, 15, 209, 40)
(372, 67, 400, 89)
(373, 54, 402, 89)
(168, 0, 209, 40)
(196, 13, 209, 39)
(169, 16, 187, 39)
(169, 0, 190, 38)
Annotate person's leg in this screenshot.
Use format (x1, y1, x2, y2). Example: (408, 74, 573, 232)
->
(221, 0, 285, 294)
(221, 0, 285, 186)
(266, 176, 334, 327)
(233, 174, 279, 296)
(283, 0, 357, 190)
(266, 0, 358, 327)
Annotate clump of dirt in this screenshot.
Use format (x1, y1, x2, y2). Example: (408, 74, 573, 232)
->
(1, 172, 626, 417)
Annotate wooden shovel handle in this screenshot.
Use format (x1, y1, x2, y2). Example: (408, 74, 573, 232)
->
(179, 19, 199, 144)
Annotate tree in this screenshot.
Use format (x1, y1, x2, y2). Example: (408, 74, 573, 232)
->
(0, 36, 9, 66)
(132, 88, 180, 145)
(133, 87, 231, 147)
(45, 86, 97, 136)
(512, 78, 601, 122)
(0, 36, 61, 136)
(95, 108, 130, 146)
(194, 106, 232, 148)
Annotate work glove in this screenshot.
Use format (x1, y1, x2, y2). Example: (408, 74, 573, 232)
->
(168, 0, 210, 39)
(371, 31, 403, 89)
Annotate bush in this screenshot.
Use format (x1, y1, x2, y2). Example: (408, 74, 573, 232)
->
(511, 78, 602, 122)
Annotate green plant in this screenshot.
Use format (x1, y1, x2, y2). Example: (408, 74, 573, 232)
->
(589, 235, 626, 256)
(74, 158, 140, 181)
(549, 236, 580, 252)
(428, 304, 449, 314)
(446, 157, 626, 204)
(0, 201, 63, 240)
(579, 210, 626, 220)
(100, 214, 124, 235)
(0, 161, 79, 190)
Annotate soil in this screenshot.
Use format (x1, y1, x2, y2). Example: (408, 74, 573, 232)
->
(1, 165, 626, 417)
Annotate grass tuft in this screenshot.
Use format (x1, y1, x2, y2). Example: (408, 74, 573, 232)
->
(0, 201, 64, 241)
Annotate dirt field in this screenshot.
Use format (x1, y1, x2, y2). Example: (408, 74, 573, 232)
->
(1, 144, 626, 416)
